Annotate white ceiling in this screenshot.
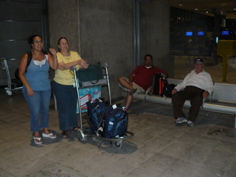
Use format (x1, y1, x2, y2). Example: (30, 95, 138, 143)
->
(170, 0, 236, 19)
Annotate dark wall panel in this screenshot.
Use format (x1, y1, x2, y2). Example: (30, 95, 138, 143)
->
(0, 22, 41, 41)
(0, 0, 42, 85)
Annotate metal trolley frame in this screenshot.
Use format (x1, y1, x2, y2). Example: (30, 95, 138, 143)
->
(71, 63, 111, 138)
(0, 58, 22, 96)
(71, 63, 133, 148)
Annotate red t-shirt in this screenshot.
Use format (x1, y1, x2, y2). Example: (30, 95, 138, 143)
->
(132, 65, 167, 91)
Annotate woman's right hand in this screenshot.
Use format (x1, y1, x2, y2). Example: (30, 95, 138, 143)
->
(27, 87, 34, 96)
(172, 89, 177, 95)
(49, 48, 57, 56)
(80, 60, 89, 68)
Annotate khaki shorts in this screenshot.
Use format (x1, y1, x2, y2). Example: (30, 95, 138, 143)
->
(118, 77, 145, 95)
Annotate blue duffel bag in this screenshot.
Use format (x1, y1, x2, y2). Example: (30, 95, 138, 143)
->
(86, 99, 107, 133)
(99, 104, 128, 138)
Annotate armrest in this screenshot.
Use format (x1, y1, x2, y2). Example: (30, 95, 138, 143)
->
(146, 86, 152, 95)
(207, 81, 215, 103)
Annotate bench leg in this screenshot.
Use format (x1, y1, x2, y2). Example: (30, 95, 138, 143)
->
(54, 94, 57, 111)
(235, 116, 236, 128)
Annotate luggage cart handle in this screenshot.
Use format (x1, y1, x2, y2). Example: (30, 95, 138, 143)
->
(71, 67, 83, 130)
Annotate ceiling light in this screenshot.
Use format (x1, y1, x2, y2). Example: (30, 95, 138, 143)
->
(178, 4, 182, 7)
(195, 8, 198, 11)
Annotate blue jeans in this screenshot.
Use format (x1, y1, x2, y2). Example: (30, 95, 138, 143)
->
(22, 87, 51, 132)
(52, 81, 78, 131)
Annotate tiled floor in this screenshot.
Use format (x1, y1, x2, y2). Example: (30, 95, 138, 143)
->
(0, 88, 236, 177)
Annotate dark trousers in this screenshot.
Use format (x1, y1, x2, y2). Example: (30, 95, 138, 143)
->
(172, 86, 204, 122)
(52, 81, 78, 131)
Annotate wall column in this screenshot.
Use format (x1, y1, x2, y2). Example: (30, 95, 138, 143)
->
(139, 0, 173, 76)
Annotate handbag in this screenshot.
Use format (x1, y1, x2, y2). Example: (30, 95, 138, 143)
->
(76, 62, 103, 84)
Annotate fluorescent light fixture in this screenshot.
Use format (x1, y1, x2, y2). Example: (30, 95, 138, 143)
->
(186, 31, 193, 36)
(221, 30, 229, 35)
(197, 31, 205, 36)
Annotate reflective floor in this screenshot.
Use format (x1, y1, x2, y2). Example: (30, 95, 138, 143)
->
(1, 55, 236, 176)
(0, 87, 236, 177)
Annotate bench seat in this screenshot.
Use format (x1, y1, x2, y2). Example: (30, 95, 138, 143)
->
(130, 78, 236, 128)
(203, 101, 236, 115)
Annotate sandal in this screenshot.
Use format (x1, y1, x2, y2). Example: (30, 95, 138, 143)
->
(33, 136, 42, 144)
(42, 132, 56, 139)
(72, 126, 80, 131)
(61, 130, 68, 138)
(129, 88, 137, 95)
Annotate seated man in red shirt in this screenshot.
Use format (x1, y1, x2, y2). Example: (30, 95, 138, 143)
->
(118, 54, 168, 111)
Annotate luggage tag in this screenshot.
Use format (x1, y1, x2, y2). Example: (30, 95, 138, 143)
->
(80, 94, 92, 106)
(112, 104, 117, 109)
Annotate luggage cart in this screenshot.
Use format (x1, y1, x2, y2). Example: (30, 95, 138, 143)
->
(92, 131, 134, 148)
(0, 58, 22, 96)
(71, 63, 133, 148)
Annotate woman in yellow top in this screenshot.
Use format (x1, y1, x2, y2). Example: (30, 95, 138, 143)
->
(53, 37, 89, 138)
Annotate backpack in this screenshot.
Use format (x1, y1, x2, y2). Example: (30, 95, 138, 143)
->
(98, 104, 128, 138)
(15, 51, 32, 80)
(151, 73, 168, 96)
(86, 99, 107, 133)
(151, 74, 176, 97)
(15, 50, 48, 80)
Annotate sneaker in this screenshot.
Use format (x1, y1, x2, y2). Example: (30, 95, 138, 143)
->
(187, 120, 194, 127)
(175, 117, 187, 125)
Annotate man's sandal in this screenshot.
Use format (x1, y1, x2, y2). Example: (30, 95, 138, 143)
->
(33, 136, 42, 144)
(129, 88, 137, 95)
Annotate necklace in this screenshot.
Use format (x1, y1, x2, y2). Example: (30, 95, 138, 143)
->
(60, 52, 71, 60)
(64, 55, 71, 60)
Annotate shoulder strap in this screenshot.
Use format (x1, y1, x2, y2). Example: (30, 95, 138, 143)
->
(23, 50, 47, 74)
(26, 51, 32, 68)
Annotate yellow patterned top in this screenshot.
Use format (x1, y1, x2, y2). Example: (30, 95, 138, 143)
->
(53, 51, 82, 85)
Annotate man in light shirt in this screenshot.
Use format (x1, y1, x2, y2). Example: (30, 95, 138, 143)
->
(171, 58, 213, 127)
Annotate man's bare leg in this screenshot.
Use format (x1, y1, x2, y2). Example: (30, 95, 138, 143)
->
(118, 77, 133, 90)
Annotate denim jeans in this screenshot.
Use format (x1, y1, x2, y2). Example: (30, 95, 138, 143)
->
(22, 87, 51, 132)
(52, 81, 78, 131)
